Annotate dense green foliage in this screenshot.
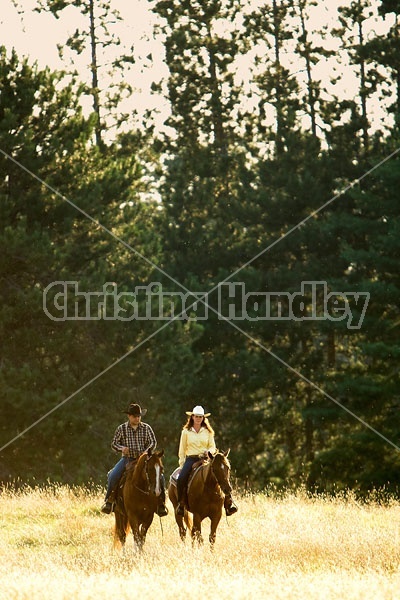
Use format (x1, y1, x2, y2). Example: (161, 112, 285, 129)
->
(1, 0, 399, 494)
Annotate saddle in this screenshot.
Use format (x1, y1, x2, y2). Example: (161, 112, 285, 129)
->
(110, 458, 138, 514)
(188, 460, 208, 492)
(169, 460, 208, 490)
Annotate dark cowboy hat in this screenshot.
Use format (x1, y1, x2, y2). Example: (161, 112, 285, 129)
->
(123, 403, 147, 416)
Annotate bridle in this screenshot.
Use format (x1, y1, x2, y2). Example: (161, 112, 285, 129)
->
(209, 454, 232, 496)
(134, 455, 161, 496)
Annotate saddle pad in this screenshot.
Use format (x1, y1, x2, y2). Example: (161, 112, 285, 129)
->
(169, 467, 181, 486)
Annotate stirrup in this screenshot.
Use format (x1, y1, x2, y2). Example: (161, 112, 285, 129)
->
(176, 503, 185, 516)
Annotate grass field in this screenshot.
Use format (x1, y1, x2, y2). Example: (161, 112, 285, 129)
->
(1, 484, 400, 599)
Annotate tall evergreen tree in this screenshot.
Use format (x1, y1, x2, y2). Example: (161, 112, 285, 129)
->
(150, 0, 279, 469)
(307, 142, 400, 493)
(366, 0, 400, 133)
(34, 0, 135, 146)
(242, 0, 301, 158)
(332, 0, 385, 154)
(0, 46, 161, 484)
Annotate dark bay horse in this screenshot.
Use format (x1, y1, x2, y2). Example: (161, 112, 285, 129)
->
(168, 449, 233, 546)
(114, 449, 164, 551)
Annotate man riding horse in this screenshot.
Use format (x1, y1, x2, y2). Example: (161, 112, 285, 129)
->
(101, 402, 168, 517)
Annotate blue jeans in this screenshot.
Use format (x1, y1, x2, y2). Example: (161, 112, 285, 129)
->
(105, 457, 128, 500)
(177, 456, 199, 502)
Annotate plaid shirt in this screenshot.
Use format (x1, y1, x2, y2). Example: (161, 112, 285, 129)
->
(111, 421, 157, 458)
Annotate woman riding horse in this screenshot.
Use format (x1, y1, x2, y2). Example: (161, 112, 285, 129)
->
(176, 405, 237, 516)
(169, 449, 236, 545)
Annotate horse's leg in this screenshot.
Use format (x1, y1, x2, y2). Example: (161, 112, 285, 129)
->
(169, 483, 188, 542)
(138, 512, 154, 549)
(191, 513, 203, 546)
(209, 512, 222, 547)
(129, 511, 150, 553)
(184, 511, 193, 537)
(177, 516, 186, 541)
(131, 522, 143, 551)
(138, 525, 148, 549)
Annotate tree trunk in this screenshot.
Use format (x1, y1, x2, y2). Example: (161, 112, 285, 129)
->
(89, 0, 102, 147)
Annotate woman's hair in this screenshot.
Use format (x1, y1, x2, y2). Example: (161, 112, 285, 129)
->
(183, 415, 214, 434)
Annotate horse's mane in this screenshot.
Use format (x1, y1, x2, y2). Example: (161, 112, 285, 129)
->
(128, 452, 148, 485)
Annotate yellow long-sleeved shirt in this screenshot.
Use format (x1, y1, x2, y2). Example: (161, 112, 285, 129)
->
(178, 427, 216, 467)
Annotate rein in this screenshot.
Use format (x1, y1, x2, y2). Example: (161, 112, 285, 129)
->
(133, 458, 151, 495)
(209, 457, 231, 496)
(133, 456, 161, 497)
(201, 458, 228, 495)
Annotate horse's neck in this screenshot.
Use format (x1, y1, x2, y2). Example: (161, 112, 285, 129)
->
(188, 462, 220, 502)
(130, 459, 146, 487)
(203, 462, 216, 488)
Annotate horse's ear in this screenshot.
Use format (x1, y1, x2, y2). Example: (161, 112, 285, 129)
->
(157, 449, 164, 458)
(208, 451, 214, 460)
(223, 448, 230, 457)
(147, 448, 152, 457)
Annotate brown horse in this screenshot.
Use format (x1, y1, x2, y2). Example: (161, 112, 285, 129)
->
(168, 449, 233, 546)
(114, 449, 164, 551)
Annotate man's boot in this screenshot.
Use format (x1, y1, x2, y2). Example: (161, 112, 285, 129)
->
(156, 489, 169, 517)
(101, 500, 113, 514)
(101, 485, 118, 514)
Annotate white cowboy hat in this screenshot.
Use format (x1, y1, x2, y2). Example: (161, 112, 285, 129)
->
(186, 405, 211, 417)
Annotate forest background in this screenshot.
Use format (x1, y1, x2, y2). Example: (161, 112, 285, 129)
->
(1, 0, 400, 495)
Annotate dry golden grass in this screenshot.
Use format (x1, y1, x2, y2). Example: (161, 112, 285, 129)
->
(1, 484, 400, 599)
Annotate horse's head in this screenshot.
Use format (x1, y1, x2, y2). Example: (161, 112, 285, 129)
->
(209, 449, 232, 496)
(144, 449, 164, 497)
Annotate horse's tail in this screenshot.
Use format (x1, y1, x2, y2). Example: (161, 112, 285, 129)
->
(113, 509, 130, 549)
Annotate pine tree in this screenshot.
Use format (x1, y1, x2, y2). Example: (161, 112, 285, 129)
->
(0, 46, 161, 484)
(331, 0, 385, 153)
(34, 0, 135, 146)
